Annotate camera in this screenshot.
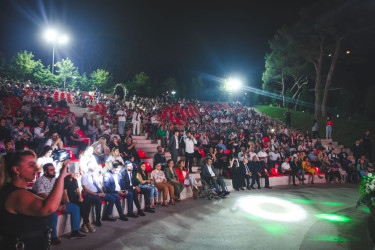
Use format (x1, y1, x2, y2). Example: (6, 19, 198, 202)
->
(51, 149, 71, 162)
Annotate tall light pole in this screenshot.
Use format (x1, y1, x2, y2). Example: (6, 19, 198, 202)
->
(44, 29, 68, 74)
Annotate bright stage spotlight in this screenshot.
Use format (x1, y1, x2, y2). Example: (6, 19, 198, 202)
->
(226, 78, 242, 91)
(237, 195, 307, 222)
(58, 35, 69, 44)
(44, 29, 57, 42)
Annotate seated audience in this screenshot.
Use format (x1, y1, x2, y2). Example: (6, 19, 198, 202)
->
(33, 163, 86, 245)
(151, 163, 175, 206)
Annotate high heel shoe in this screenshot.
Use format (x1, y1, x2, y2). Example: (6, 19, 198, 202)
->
(169, 200, 175, 205)
(161, 202, 169, 207)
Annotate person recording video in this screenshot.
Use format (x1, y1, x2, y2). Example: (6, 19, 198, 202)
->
(0, 150, 70, 249)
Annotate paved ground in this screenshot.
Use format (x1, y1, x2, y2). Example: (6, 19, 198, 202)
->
(55, 183, 372, 250)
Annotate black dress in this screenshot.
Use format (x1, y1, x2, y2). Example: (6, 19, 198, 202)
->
(0, 183, 49, 250)
(230, 162, 246, 189)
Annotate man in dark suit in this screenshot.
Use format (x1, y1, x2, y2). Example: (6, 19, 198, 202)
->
(250, 156, 272, 189)
(77, 113, 89, 136)
(201, 158, 230, 196)
(102, 161, 134, 220)
(168, 130, 179, 165)
(153, 146, 166, 170)
(120, 161, 154, 215)
(239, 157, 252, 190)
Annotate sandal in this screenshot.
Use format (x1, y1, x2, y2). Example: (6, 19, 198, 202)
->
(161, 202, 169, 207)
(169, 200, 175, 205)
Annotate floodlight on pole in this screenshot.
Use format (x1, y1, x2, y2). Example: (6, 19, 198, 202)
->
(171, 90, 176, 95)
(226, 78, 242, 91)
(44, 28, 69, 74)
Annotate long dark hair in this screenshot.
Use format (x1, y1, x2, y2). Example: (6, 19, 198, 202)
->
(38, 145, 52, 158)
(0, 150, 36, 189)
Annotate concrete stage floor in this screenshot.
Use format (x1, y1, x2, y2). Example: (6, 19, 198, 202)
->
(55, 183, 372, 250)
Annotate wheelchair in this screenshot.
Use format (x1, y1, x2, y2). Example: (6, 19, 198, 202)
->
(348, 171, 362, 184)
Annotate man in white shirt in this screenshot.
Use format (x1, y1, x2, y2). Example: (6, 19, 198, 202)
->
(132, 108, 141, 135)
(34, 120, 50, 151)
(201, 158, 229, 197)
(102, 161, 130, 222)
(184, 131, 197, 173)
(150, 114, 159, 142)
(257, 147, 268, 163)
(268, 148, 281, 171)
(81, 161, 117, 225)
(116, 107, 126, 135)
(280, 158, 302, 186)
(45, 131, 64, 151)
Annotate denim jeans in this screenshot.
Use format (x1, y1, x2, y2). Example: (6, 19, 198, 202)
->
(48, 202, 80, 238)
(121, 191, 134, 214)
(118, 121, 126, 135)
(139, 184, 158, 199)
(326, 126, 332, 139)
(105, 193, 125, 217)
(84, 193, 116, 220)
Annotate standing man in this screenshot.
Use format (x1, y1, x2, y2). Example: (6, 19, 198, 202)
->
(184, 131, 197, 173)
(116, 106, 126, 135)
(168, 130, 179, 165)
(363, 130, 372, 161)
(150, 113, 159, 142)
(132, 108, 141, 136)
(285, 109, 291, 128)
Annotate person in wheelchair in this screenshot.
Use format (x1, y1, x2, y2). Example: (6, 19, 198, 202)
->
(201, 158, 230, 197)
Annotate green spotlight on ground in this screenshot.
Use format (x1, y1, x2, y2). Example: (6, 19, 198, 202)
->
(262, 224, 288, 236)
(320, 202, 346, 206)
(315, 214, 351, 222)
(244, 214, 262, 221)
(309, 236, 349, 242)
(360, 207, 370, 213)
(289, 199, 314, 204)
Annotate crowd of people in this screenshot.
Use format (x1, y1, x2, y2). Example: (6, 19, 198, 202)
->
(0, 78, 374, 249)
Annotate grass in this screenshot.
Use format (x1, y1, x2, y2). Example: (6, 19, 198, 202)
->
(256, 105, 375, 158)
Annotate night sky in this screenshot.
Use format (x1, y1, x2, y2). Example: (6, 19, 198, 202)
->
(0, 0, 316, 87)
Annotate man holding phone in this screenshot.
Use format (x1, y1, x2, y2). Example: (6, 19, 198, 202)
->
(33, 163, 86, 245)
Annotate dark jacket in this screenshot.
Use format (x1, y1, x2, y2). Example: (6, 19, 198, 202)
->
(77, 117, 89, 131)
(239, 162, 251, 176)
(120, 169, 139, 191)
(153, 152, 166, 168)
(201, 164, 216, 179)
(168, 135, 178, 153)
(102, 171, 118, 194)
(164, 167, 179, 182)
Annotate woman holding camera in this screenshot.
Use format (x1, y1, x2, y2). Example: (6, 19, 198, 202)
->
(0, 150, 70, 249)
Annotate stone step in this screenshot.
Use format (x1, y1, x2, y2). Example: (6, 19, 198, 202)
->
(133, 135, 147, 140)
(137, 143, 160, 149)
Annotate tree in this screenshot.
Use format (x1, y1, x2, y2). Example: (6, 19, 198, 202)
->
(129, 72, 149, 96)
(162, 77, 177, 93)
(262, 31, 311, 109)
(12, 50, 37, 80)
(32, 60, 58, 86)
(90, 69, 111, 91)
(264, 0, 375, 118)
(76, 73, 91, 91)
(55, 58, 77, 89)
